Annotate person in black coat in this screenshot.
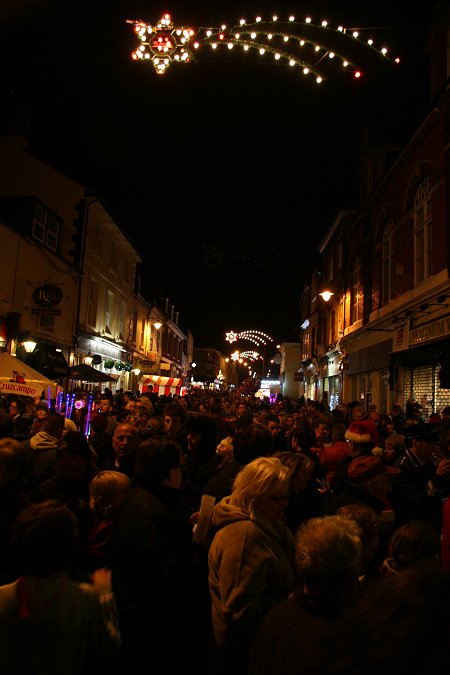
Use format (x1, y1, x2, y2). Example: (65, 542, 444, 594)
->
(111, 434, 204, 675)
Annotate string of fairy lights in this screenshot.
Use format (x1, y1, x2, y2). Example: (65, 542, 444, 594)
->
(224, 329, 275, 374)
(127, 13, 399, 78)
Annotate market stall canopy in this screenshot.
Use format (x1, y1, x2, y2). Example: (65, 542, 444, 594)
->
(67, 364, 118, 383)
(24, 344, 70, 380)
(0, 352, 58, 398)
(142, 375, 183, 396)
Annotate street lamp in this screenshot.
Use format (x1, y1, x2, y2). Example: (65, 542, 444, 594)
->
(319, 290, 334, 302)
(83, 351, 93, 365)
(22, 335, 37, 353)
(153, 321, 162, 330)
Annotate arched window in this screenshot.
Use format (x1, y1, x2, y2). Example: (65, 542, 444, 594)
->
(351, 256, 363, 323)
(382, 218, 394, 305)
(414, 177, 432, 284)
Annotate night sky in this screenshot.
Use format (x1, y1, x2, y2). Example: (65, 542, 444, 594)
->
(0, 1, 436, 351)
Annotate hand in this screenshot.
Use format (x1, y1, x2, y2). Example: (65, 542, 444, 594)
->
(435, 458, 450, 477)
(91, 567, 112, 596)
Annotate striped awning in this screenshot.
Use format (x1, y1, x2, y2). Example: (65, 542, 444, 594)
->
(142, 375, 183, 396)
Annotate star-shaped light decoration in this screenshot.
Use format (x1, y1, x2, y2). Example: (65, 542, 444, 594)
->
(127, 13, 399, 80)
(226, 331, 238, 343)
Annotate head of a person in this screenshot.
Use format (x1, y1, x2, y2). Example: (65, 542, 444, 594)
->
(273, 450, 313, 494)
(112, 423, 140, 461)
(404, 424, 439, 461)
(0, 412, 14, 438)
(347, 455, 400, 502)
(56, 430, 92, 480)
(143, 415, 165, 437)
(331, 422, 347, 443)
(42, 412, 66, 439)
(89, 470, 131, 516)
(11, 500, 78, 577)
(34, 401, 50, 420)
(345, 420, 380, 456)
(385, 520, 441, 573)
(8, 398, 21, 417)
(336, 502, 380, 565)
(312, 417, 330, 441)
(349, 402, 364, 422)
(99, 396, 114, 415)
(185, 414, 218, 457)
(232, 422, 273, 464)
(135, 434, 183, 489)
(295, 515, 362, 602)
(231, 456, 290, 522)
(235, 400, 249, 417)
(383, 434, 406, 464)
(132, 402, 153, 427)
(163, 402, 187, 437)
(0, 437, 28, 489)
(264, 413, 281, 436)
(288, 423, 316, 453)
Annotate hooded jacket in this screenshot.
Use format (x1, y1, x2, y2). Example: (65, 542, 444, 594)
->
(208, 495, 298, 651)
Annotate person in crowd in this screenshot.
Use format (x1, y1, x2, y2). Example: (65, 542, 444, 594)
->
(327, 566, 450, 675)
(130, 397, 154, 435)
(381, 433, 406, 466)
(235, 400, 249, 418)
(28, 400, 50, 437)
(380, 519, 441, 575)
(111, 434, 200, 675)
(347, 401, 364, 425)
(30, 431, 98, 573)
(100, 422, 140, 478)
(249, 514, 362, 675)
(162, 400, 189, 453)
(318, 422, 351, 486)
(390, 423, 450, 533)
(0, 438, 31, 584)
(182, 414, 222, 515)
(8, 397, 34, 440)
(22, 412, 66, 489)
(441, 492, 450, 571)
(87, 470, 131, 572)
(274, 451, 328, 534)
(0, 499, 120, 675)
(378, 414, 396, 447)
(329, 420, 381, 496)
(88, 414, 113, 469)
(336, 503, 381, 584)
(261, 412, 288, 452)
(139, 414, 165, 439)
(208, 456, 299, 675)
(202, 422, 273, 502)
(390, 404, 406, 434)
(0, 412, 14, 439)
(311, 416, 331, 454)
(326, 455, 400, 518)
(287, 421, 325, 485)
(94, 395, 117, 438)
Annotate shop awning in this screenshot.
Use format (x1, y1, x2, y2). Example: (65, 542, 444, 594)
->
(24, 344, 70, 380)
(67, 364, 118, 383)
(142, 375, 183, 396)
(0, 352, 59, 398)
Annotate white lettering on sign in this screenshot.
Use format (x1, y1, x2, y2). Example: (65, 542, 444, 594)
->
(410, 317, 450, 345)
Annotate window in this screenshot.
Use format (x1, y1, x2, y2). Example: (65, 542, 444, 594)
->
(382, 219, 394, 305)
(105, 291, 114, 334)
(118, 301, 126, 340)
(87, 279, 98, 327)
(32, 201, 61, 252)
(414, 177, 432, 284)
(351, 257, 363, 323)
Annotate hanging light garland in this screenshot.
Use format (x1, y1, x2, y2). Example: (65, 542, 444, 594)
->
(127, 13, 399, 79)
(225, 329, 274, 346)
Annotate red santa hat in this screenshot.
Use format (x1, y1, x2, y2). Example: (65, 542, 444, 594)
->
(345, 420, 380, 447)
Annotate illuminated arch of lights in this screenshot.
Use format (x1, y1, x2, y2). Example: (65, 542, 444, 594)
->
(127, 13, 399, 79)
(225, 329, 274, 346)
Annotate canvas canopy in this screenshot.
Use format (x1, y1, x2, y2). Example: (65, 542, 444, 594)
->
(142, 375, 183, 396)
(0, 352, 58, 399)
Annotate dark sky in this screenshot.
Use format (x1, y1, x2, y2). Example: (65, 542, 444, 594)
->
(0, 0, 436, 351)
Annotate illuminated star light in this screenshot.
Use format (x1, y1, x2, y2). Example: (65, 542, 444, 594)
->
(127, 13, 399, 80)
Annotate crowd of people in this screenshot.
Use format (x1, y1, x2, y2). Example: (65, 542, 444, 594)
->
(1, 386, 450, 674)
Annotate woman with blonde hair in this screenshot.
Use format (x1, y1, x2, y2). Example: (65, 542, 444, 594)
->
(208, 456, 299, 675)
